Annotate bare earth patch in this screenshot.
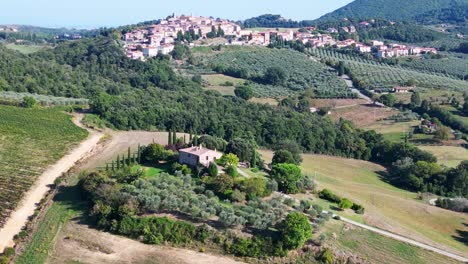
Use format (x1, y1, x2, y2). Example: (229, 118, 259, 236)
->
(310, 98, 367, 109)
(49, 221, 245, 264)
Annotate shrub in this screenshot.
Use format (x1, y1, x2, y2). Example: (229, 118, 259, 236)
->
(351, 203, 365, 214)
(280, 212, 312, 250)
(338, 198, 353, 210)
(318, 189, 341, 203)
(319, 248, 334, 264)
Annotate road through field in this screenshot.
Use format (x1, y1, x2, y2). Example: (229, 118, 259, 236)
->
(0, 114, 103, 253)
(278, 192, 468, 263)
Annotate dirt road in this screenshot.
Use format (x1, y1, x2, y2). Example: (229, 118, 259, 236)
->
(0, 114, 104, 253)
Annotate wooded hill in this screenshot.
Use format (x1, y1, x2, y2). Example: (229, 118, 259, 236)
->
(316, 0, 468, 24)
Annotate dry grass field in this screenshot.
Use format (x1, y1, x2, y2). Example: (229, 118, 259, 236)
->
(330, 104, 397, 127)
(259, 150, 468, 257)
(418, 145, 468, 168)
(310, 98, 367, 109)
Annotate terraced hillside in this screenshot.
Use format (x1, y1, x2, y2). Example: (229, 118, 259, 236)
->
(0, 105, 87, 227)
(309, 48, 468, 92)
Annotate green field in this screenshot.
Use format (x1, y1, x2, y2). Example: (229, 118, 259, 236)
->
(131, 164, 170, 178)
(364, 120, 419, 143)
(5, 44, 47, 54)
(14, 182, 83, 264)
(259, 150, 468, 257)
(201, 74, 243, 96)
(0, 105, 87, 227)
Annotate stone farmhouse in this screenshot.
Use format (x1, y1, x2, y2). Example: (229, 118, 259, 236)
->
(179, 145, 223, 168)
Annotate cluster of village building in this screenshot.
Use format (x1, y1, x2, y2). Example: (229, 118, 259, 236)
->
(123, 15, 438, 61)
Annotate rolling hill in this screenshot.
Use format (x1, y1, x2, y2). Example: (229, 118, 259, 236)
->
(316, 0, 468, 23)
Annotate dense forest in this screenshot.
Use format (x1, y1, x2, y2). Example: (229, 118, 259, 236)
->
(240, 14, 315, 29)
(316, 0, 468, 22)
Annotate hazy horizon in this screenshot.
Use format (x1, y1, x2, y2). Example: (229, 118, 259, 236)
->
(0, 0, 353, 29)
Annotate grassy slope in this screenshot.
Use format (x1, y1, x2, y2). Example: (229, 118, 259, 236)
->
(322, 221, 461, 264)
(0, 105, 88, 224)
(260, 150, 468, 256)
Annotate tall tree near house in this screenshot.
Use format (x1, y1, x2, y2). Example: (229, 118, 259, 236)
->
(172, 130, 177, 145)
(116, 155, 120, 169)
(111, 161, 114, 171)
(193, 134, 199, 146)
(168, 131, 172, 145)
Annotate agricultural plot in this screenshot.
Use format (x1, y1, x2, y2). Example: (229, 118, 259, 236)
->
(308, 48, 468, 92)
(195, 47, 351, 98)
(0, 105, 87, 228)
(401, 55, 468, 80)
(330, 104, 397, 128)
(0, 91, 89, 106)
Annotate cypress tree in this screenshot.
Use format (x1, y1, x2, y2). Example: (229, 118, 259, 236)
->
(168, 131, 172, 145)
(194, 134, 198, 146)
(184, 134, 187, 144)
(111, 160, 115, 171)
(189, 131, 193, 141)
(106, 163, 109, 171)
(116, 155, 120, 169)
(251, 149, 257, 168)
(127, 147, 131, 165)
(172, 130, 177, 145)
(137, 143, 141, 164)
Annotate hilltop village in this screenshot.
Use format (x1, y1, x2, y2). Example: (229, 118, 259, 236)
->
(123, 15, 438, 60)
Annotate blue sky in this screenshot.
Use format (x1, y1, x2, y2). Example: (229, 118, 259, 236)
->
(1, 0, 353, 29)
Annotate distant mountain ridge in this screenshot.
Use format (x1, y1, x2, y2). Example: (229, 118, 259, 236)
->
(316, 0, 468, 23)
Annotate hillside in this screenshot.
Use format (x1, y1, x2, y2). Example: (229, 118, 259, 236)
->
(316, 0, 468, 23)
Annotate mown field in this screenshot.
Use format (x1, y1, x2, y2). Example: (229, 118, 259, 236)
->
(418, 146, 468, 168)
(322, 221, 461, 264)
(0, 105, 87, 227)
(193, 46, 351, 98)
(308, 48, 468, 92)
(259, 150, 468, 257)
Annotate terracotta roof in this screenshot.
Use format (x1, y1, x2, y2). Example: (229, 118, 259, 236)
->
(179, 146, 214, 156)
